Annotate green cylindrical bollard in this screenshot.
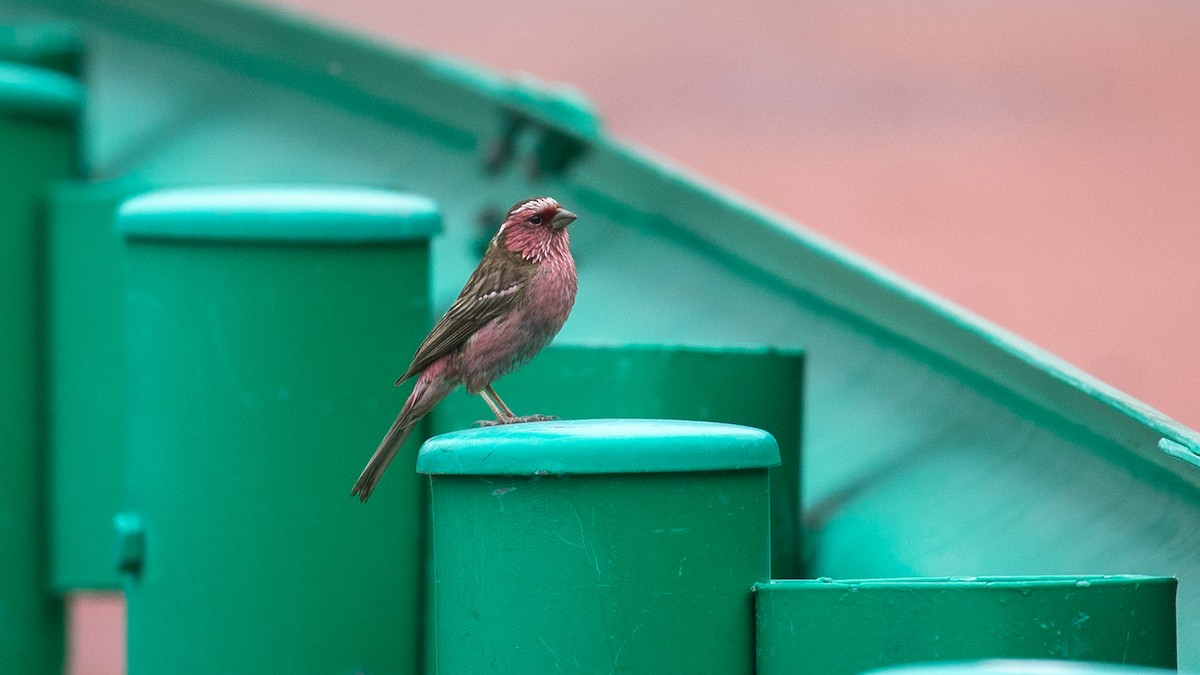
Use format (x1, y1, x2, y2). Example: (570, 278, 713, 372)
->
(419, 419, 780, 675)
(0, 61, 81, 673)
(431, 343, 805, 577)
(117, 186, 439, 675)
(755, 576, 1178, 675)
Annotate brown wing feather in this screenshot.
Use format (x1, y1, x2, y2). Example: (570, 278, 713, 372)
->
(395, 245, 534, 385)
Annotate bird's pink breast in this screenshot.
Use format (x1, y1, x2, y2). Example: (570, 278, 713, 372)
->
(457, 249, 577, 394)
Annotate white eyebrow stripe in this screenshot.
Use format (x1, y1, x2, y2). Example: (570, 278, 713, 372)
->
(512, 197, 557, 216)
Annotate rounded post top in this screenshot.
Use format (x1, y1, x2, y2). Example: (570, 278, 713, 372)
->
(117, 186, 441, 244)
(0, 60, 82, 120)
(865, 660, 1173, 675)
(417, 419, 780, 476)
(755, 575, 1176, 592)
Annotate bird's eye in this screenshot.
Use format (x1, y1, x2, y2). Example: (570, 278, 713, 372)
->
(529, 214, 543, 225)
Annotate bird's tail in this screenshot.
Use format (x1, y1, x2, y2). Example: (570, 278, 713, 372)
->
(351, 413, 415, 502)
(353, 357, 456, 502)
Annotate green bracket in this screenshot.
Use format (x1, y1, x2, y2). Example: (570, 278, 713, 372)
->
(483, 76, 599, 178)
(112, 511, 145, 582)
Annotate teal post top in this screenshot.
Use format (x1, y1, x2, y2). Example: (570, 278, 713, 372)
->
(755, 576, 1178, 675)
(0, 60, 82, 120)
(117, 185, 441, 243)
(865, 661, 1175, 674)
(418, 418, 781, 475)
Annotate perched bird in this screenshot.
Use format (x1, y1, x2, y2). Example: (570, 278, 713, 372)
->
(352, 197, 578, 501)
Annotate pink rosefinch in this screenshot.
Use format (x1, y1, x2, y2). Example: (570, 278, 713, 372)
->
(351, 197, 578, 501)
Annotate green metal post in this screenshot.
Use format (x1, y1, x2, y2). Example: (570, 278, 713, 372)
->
(117, 186, 439, 675)
(755, 576, 1178, 675)
(46, 181, 140, 591)
(6, 25, 103, 593)
(419, 419, 779, 675)
(431, 344, 805, 577)
(0, 60, 81, 674)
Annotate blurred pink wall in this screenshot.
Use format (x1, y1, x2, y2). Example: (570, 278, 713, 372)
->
(69, 594, 123, 675)
(71, 2, 1200, 673)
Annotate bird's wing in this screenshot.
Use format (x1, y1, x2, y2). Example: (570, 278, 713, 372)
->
(396, 249, 533, 384)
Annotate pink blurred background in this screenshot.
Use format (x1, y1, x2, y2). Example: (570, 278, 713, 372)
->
(72, 1, 1200, 672)
(267, 0, 1200, 429)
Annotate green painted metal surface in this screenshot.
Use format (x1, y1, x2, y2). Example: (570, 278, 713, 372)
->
(46, 181, 139, 591)
(867, 661, 1175, 674)
(0, 59, 79, 675)
(421, 420, 778, 675)
(755, 577, 1177, 675)
(0, 22, 83, 75)
(117, 187, 437, 675)
(431, 343, 805, 576)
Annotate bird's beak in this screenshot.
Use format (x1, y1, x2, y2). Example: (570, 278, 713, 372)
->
(550, 209, 577, 230)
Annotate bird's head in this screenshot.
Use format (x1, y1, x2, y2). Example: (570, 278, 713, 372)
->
(496, 197, 577, 262)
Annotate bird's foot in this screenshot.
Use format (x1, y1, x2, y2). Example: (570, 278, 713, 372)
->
(511, 414, 557, 424)
(475, 414, 558, 427)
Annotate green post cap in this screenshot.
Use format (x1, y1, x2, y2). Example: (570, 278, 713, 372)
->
(116, 186, 441, 243)
(417, 418, 781, 475)
(755, 576, 1178, 674)
(866, 661, 1175, 674)
(757, 574, 1176, 591)
(0, 60, 83, 120)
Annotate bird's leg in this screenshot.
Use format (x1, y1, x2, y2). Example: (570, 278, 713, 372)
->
(485, 384, 516, 418)
(476, 387, 514, 426)
(475, 384, 557, 427)
(489, 385, 558, 423)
